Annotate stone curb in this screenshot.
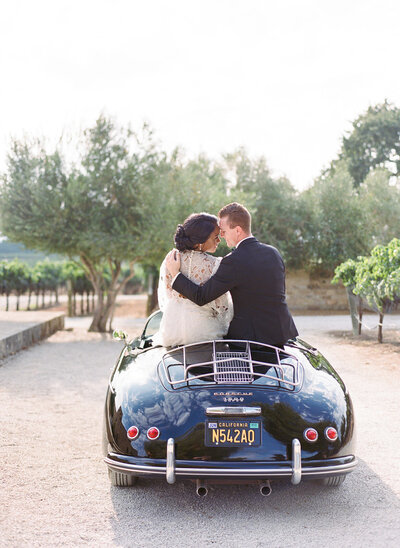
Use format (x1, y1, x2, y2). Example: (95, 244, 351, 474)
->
(0, 313, 65, 360)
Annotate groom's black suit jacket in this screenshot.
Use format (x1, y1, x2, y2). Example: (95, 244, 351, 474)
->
(172, 237, 298, 346)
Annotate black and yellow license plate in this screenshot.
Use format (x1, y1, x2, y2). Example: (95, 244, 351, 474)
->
(205, 419, 261, 447)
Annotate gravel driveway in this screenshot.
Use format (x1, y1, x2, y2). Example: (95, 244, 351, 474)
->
(1, 316, 399, 547)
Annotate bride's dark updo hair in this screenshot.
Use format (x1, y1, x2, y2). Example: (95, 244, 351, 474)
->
(174, 213, 218, 252)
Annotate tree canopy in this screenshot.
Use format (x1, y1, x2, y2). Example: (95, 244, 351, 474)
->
(1, 103, 400, 331)
(0, 117, 161, 331)
(333, 238, 400, 341)
(341, 100, 400, 185)
(359, 168, 400, 245)
(302, 161, 373, 272)
(223, 148, 305, 267)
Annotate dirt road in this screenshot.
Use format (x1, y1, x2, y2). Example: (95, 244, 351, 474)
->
(1, 316, 399, 547)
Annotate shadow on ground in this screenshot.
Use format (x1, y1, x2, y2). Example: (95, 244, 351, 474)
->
(109, 459, 400, 547)
(328, 329, 400, 349)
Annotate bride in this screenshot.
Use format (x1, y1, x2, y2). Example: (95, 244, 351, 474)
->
(157, 213, 233, 347)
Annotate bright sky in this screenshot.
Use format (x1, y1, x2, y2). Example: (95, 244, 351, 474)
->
(1, 0, 399, 190)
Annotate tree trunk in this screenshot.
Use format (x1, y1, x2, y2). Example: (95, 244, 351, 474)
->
(81, 256, 135, 333)
(378, 313, 384, 343)
(358, 298, 363, 335)
(86, 292, 90, 314)
(90, 290, 119, 332)
(146, 271, 159, 316)
(80, 293, 84, 315)
(67, 280, 73, 317)
(55, 287, 59, 304)
(16, 294, 20, 311)
(36, 291, 39, 309)
(89, 285, 120, 332)
(346, 287, 359, 336)
(107, 292, 120, 333)
(41, 289, 45, 309)
(88, 287, 106, 331)
(27, 290, 31, 311)
(6, 293, 9, 311)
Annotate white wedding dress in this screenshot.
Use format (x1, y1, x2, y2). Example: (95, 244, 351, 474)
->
(156, 250, 233, 347)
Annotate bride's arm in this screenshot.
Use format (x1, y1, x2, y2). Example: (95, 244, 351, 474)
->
(157, 258, 174, 311)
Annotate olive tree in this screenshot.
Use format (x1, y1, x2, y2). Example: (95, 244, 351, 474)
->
(223, 148, 307, 268)
(135, 150, 231, 313)
(303, 161, 373, 272)
(341, 100, 400, 186)
(0, 117, 164, 332)
(0, 259, 30, 311)
(333, 239, 400, 342)
(359, 168, 400, 245)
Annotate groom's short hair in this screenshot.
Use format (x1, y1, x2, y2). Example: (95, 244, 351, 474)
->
(218, 202, 251, 233)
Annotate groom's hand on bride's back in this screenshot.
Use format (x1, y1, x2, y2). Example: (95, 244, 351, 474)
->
(166, 249, 181, 278)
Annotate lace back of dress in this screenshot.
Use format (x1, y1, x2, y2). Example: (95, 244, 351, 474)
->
(180, 250, 217, 285)
(157, 249, 233, 347)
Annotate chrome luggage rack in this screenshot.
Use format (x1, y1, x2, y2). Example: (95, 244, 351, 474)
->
(160, 339, 302, 390)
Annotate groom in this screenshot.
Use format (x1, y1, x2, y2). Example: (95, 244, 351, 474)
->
(166, 202, 298, 347)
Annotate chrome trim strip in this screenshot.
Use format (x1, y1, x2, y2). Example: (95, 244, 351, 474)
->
(206, 406, 262, 416)
(291, 438, 302, 485)
(166, 438, 175, 484)
(104, 457, 358, 478)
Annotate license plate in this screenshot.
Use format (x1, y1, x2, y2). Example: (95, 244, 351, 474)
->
(205, 419, 261, 447)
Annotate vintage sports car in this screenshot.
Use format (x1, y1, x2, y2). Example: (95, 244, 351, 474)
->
(103, 311, 357, 496)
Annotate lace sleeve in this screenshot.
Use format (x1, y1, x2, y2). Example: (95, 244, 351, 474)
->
(157, 258, 174, 312)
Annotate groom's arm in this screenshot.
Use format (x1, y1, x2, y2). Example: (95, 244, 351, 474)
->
(172, 253, 236, 306)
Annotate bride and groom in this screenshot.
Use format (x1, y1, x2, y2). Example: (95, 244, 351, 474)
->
(157, 202, 298, 348)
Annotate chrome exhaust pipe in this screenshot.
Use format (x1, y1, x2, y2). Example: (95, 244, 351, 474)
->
(196, 479, 208, 497)
(259, 480, 272, 496)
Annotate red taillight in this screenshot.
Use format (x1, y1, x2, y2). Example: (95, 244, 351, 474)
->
(325, 427, 338, 441)
(303, 428, 318, 442)
(147, 427, 160, 440)
(127, 426, 139, 440)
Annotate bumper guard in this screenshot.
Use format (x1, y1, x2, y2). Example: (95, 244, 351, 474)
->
(104, 438, 357, 484)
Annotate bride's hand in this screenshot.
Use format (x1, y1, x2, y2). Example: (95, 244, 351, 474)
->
(165, 249, 181, 277)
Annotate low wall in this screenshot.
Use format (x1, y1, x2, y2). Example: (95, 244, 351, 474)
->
(286, 270, 348, 311)
(0, 312, 65, 360)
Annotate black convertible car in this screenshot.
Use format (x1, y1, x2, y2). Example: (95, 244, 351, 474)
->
(103, 311, 357, 496)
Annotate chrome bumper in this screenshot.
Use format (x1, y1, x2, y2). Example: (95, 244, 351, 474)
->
(104, 438, 357, 485)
